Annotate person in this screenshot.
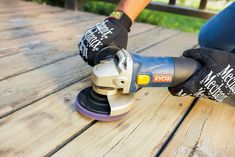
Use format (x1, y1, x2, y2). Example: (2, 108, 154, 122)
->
(78, 0, 235, 102)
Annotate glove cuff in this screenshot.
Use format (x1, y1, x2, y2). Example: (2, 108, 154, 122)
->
(108, 10, 132, 32)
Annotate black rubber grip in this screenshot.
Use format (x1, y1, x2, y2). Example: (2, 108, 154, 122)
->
(171, 57, 201, 87)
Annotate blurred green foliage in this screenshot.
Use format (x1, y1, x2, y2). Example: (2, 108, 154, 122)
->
(154, 0, 232, 11)
(28, 0, 214, 33)
(84, 1, 207, 33)
(137, 10, 206, 33)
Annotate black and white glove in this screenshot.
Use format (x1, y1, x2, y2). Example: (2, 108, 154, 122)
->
(79, 11, 132, 66)
(169, 48, 235, 102)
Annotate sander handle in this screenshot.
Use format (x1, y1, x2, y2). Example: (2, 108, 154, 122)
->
(171, 57, 201, 87)
(129, 53, 201, 92)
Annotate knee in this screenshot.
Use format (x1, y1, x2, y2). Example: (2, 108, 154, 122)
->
(198, 24, 211, 48)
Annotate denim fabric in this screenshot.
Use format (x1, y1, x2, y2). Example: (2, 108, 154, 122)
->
(199, 2, 235, 53)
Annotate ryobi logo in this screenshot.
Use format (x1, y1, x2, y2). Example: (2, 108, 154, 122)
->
(153, 74, 173, 83)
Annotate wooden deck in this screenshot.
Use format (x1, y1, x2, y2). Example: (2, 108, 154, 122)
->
(0, 0, 234, 157)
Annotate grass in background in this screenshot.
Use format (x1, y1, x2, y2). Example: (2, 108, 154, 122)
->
(84, 1, 207, 33)
(153, 0, 232, 11)
(30, 0, 233, 32)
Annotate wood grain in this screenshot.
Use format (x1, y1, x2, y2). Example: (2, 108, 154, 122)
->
(0, 12, 101, 41)
(53, 89, 194, 157)
(0, 19, 102, 57)
(162, 99, 235, 157)
(0, 19, 154, 58)
(0, 56, 91, 118)
(0, 7, 64, 21)
(0, 3, 53, 14)
(0, 11, 97, 30)
(52, 32, 198, 157)
(0, 1, 204, 157)
(128, 28, 179, 52)
(143, 32, 198, 57)
(0, 27, 178, 157)
(0, 23, 154, 81)
(0, 78, 93, 157)
(0, 26, 173, 118)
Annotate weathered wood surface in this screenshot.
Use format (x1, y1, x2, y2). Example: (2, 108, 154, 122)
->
(0, 27, 184, 156)
(0, 22, 155, 117)
(0, 1, 233, 157)
(162, 99, 235, 157)
(0, 11, 99, 31)
(52, 31, 197, 157)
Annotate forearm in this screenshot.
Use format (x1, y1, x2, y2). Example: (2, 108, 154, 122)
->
(116, 0, 150, 21)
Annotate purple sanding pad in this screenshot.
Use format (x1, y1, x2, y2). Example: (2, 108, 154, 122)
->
(75, 94, 128, 121)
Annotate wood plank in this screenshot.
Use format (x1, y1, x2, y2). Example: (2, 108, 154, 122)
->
(128, 23, 155, 37)
(0, 12, 155, 41)
(142, 32, 198, 57)
(53, 89, 194, 157)
(0, 23, 154, 81)
(0, 19, 103, 58)
(0, 27, 176, 157)
(0, 0, 39, 5)
(0, 0, 39, 10)
(0, 78, 94, 157)
(0, 22, 156, 116)
(52, 32, 198, 157)
(0, 6, 64, 21)
(0, 11, 100, 31)
(0, 41, 77, 81)
(0, 56, 91, 118)
(128, 27, 179, 52)
(0, 3, 53, 14)
(0, 12, 102, 41)
(162, 99, 235, 157)
(0, 7, 64, 18)
(0, 1, 63, 15)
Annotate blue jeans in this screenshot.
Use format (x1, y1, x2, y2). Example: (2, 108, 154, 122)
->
(199, 2, 235, 53)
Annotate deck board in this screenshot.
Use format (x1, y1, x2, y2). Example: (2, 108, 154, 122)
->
(0, 20, 105, 58)
(0, 78, 93, 157)
(52, 32, 198, 157)
(0, 11, 99, 30)
(0, 22, 156, 117)
(0, 56, 91, 118)
(52, 89, 195, 157)
(0, 27, 183, 157)
(162, 99, 235, 157)
(0, 1, 233, 157)
(143, 32, 198, 57)
(0, 1, 64, 17)
(0, 13, 102, 41)
(0, 23, 154, 81)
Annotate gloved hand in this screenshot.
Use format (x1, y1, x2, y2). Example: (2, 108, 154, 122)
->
(79, 11, 132, 66)
(169, 48, 235, 102)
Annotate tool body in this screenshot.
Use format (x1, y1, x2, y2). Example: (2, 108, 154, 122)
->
(76, 49, 201, 121)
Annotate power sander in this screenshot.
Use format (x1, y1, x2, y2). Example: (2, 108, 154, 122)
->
(76, 49, 201, 121)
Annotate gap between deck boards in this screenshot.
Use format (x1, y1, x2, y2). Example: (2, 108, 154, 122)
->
(45, 98, 200, 157)
(0, 26, 170, 118)
(155, 98, 199, 157)
(44, 39, 199, 157)
(0, 2, 201, 155)
(0, 26, 155, 82)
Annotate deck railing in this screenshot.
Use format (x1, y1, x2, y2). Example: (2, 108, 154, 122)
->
(66, 0, 216, 19)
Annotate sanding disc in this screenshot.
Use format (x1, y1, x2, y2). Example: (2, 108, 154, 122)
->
(75, 87, 128, 121)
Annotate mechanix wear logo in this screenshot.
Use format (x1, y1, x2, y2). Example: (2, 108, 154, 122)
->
(79, 20, 114, 60)
(177, 64, 235, 102)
